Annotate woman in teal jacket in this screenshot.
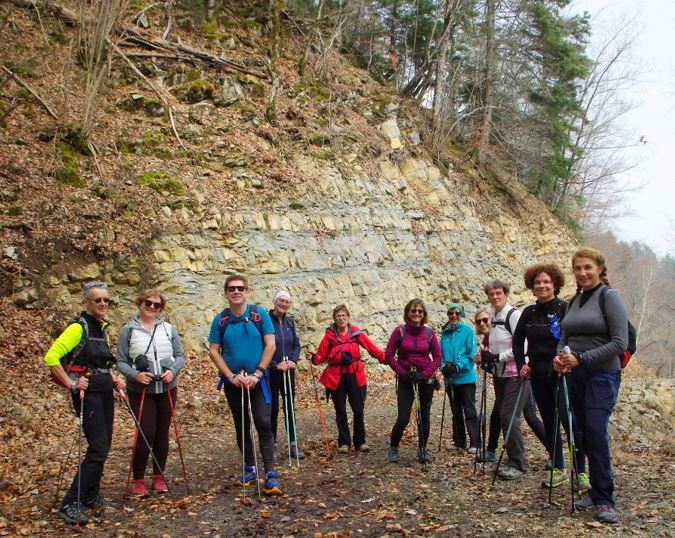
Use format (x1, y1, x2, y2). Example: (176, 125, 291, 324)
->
(440, 303, 480, 452)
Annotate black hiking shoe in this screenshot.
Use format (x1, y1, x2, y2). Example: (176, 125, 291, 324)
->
(57, 502, 88, 525)
(85, 493, 105, 510)
(388, 447, 399, 463)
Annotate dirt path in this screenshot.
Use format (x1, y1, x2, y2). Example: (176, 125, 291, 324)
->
(15, 374, 675, 537)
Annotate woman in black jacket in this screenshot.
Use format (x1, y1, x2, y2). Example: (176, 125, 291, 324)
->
(513, 264, 585, 490)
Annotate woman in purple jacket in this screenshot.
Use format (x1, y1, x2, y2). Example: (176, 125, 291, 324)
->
(384, 299, 442, 464)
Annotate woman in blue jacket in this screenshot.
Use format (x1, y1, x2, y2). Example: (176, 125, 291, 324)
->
(268, 290, 304, 461)
(440, 303, 479, 452)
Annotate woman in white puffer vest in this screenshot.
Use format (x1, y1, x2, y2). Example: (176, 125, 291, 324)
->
(116, 288, 185, 497)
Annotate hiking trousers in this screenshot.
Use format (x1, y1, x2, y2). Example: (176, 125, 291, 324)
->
(331, 373, 367, 448)
(269, 368, 297, 443)
(128, 388, 176, 479)
(62, 390, 114, 508)
(390, 379, 434, 448)
(223, 382, 275, 473)
(447, 382, 480, 449)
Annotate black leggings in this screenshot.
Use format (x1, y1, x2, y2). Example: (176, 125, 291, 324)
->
(331, 374, 367, 448)
(269, 368, 297, 443)
(447, 383, 480, 449)
(390, 379, 434, 448)
(128, 388, 176, 479)
(223, 382, 275, 473)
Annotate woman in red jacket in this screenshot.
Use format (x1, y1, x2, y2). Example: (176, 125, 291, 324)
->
(311, 304, 385, 453)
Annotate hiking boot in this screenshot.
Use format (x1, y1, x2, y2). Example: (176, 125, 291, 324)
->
(132, 479, 149, 498)
(85, 492, 105, 510)
(356, 443, 370, 452)
(152, 474, 168, 493)
(290, 442, 306, 459)
(235, 464, 257, 486)
(467, 447, 479, 455)
(541, 468, 569, 488)
(388, 447, 399, 463)
(57, 502, 88, 526)
(497, 466, 526, 480)
(596, 504, 618, 524)
(417, 447, 431, 464)
(574, 472, 590, 494)
(263, 471, 283, 496)
(573, 495, 595, 511)
(477, 450, 496, 463)
(337, 445, 349, 454)
(544, 459, 552, 470)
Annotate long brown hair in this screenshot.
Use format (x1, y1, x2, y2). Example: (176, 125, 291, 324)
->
(404, 298, 428, 325)
(572, 247, 610, 293)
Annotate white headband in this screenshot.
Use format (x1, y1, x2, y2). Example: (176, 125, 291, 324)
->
(273, 290, 291, 303)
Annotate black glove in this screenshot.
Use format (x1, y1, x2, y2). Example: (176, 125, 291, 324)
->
(480, 350, 499, 366)
(406, 370, 427, 383)
(341, 351, 352, 366)
(441, 363, 459, 377)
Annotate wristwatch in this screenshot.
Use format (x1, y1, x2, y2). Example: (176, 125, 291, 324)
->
(572, 351, 585, 366)
(255, 366, 266, 375)
(253, 371, 263, 380)
(70, 379, 78, 393)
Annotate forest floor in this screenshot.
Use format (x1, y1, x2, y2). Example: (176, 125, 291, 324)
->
(2, 371, 673, 538)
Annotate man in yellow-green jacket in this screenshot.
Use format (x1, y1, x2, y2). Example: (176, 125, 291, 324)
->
(45, 281, 124, 526)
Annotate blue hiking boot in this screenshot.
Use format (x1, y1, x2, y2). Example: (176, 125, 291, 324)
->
(263, 471, 283, 495)
(234, 464, 257, 486)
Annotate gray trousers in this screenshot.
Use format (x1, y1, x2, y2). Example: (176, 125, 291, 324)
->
(500, 377, 528, 471)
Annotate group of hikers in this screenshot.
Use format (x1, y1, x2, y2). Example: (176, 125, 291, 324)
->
(46, 246, 629, 526)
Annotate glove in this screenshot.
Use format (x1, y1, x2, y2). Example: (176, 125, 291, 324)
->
(341, 351, 352, 366)
(441, 363, 459, 377)
(406, 370, 426, 383)
(480, 350, 499, 366)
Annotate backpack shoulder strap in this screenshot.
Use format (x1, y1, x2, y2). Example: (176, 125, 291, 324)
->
(249, 305, 265, 340)
(395, 325, 406, 350)
(424, 326, 433, 344)
(598, 286, 609, 318)
(218, 308, 231, 346)
(504, 308, 516, 335)
(64, 317, 89, 367)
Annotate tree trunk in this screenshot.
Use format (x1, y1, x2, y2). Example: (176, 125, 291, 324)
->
(265, 0, 283, 122)
(477, 0, 495, 163)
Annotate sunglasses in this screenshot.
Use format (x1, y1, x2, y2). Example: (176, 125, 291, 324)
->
(475, 318, 489, 325)
(144, 300, 162, 309)
(447, 311, 461, 317)
(227, 285, 247, 292)
(89, 297, 110, 304)
(409, 309, 425, 314)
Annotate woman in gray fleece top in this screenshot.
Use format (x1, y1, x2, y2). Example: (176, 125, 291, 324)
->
(554, 247, 627, 525)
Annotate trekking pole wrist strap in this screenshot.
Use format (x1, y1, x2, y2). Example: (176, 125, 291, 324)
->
(70, 379, 78, 392)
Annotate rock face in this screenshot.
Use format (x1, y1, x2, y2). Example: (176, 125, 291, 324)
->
(41, 140, 578, 352)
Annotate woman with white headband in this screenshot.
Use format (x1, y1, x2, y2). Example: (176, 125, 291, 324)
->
(268, 290, 305, 461)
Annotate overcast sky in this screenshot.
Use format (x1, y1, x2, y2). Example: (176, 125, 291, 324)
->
(571, 0, 675, 257)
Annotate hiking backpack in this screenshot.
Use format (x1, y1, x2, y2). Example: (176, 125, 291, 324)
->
(568, 287, 637, 368)
(218, 305, 264, 346)
(491, 307, 516, 335)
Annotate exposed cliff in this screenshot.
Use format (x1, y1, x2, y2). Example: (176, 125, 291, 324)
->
(0, 3, 578, 351)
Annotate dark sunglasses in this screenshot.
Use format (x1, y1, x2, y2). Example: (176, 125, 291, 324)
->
(409, 309, 425, 314)
(475, 318, 489, 325)
(447, 311, 461, 317)
(227, 285, 247, 292)
(89, 297, 110, 304)
(144, 300, 162, 309)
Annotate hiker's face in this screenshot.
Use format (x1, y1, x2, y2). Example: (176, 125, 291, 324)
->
(274, 297, 291, 316)
(84, 288, 110, 319)
(140, 295, 163, 319)
(533, 272, 555, 302)
(487, 287, 507, 312)
(447, 309, 461, 327)
(225, 280, 248, 306)
(475, 315, 490, 336)
(573, 257, 602, 291)
(334, 311, 349, 330)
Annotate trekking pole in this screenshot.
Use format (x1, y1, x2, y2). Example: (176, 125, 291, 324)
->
(492, 378, 525, 485)
(285, 360, 301, 467)
(308, 355, 330, 456)
(240, 380, 247, 503)
(77, 388, 84, 514)
(281, 360, 292, 467)
(53, 431, 77, 509)
(561, 374, 578, 514)
(438, 384, 447, 453)
(166, 387, 190, 493)
(124, 386, 147, 498)
(411, 375, 426, 470)
(548, 375, 562, 505)
(117, 388, 172, 496)
(246, 385, 262, 499)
